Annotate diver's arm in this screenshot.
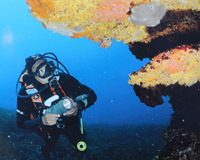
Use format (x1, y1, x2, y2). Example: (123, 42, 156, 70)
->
(72, 77, 97, 110)
(17, 90, 30, 129)
(61, 74, 97, 111)
(17, 106, 42, 130)
(17, 89, 42, 130)
(23, 117, 42, 129)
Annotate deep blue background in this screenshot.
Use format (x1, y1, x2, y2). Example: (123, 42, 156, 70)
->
(0, 0, 173, 125)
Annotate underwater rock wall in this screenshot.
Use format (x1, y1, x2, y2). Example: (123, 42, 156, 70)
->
(129, 45, 200, 88)
(128, 10, 200, 59)
(25, 0, 200, 47)
(133, 82, 200, 159)
(128, 6, 200, 159)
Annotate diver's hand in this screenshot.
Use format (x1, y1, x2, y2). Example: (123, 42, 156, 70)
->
(76, 94, 88, 106)
(42, 113, 60, 126)
(63, 102, 78, 117)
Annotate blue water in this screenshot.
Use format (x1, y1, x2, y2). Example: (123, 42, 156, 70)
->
(0, 0, 173, 125)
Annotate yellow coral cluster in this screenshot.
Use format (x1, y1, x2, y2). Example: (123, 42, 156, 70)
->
(128, 46, 200, 87)
(26, 0, 200, 47)
(25, 0, 55, 19)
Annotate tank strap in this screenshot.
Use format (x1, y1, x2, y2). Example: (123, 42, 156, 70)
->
(58, 83, 67, 97)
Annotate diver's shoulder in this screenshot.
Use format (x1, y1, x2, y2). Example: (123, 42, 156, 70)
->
(58, 72, 79, 84)
(58, 72, 70, 78)
(57, 72, 72, 81)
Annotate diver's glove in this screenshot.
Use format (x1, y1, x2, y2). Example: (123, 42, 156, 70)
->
(75, 94, 88, 112)
(42, 113, 60, 126)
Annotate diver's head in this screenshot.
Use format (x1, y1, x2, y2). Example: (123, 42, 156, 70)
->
(25, 54, 56, 84)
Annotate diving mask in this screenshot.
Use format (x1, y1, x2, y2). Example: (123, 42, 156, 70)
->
(34, 60, 56, 78)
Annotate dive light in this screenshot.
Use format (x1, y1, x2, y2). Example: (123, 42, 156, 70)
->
(47, 97, 74, 115)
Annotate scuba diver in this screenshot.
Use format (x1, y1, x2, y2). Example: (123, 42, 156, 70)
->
(16, 53, 97, 160)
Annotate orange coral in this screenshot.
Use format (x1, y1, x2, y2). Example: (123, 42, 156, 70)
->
(129, 45, 200, 87)
(25, 0, 55, 19)
(142, 0, 149, 3)
(71, 32, 96, 41)
(92, 0, 132, 21)
(153, 47, 195, 74)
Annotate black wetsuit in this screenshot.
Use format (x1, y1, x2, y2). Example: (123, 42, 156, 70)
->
(17, 73, 97, 154)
